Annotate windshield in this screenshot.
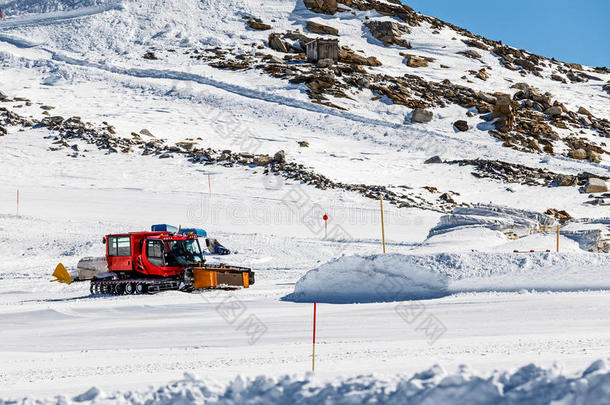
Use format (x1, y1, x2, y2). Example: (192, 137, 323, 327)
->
(163, 239, 204, 266)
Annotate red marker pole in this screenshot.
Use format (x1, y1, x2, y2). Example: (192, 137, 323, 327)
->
(312, 301, 317, 372)
(323, 214, 328, 239)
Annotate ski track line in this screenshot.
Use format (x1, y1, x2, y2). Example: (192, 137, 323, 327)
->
(0, 2, 124, 29)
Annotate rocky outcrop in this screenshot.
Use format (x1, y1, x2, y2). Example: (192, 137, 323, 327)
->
(366, 21, 411, 48)
(338, 48, 382, 66)
(304, 0, 338, 14)
(306, 21, 339, 36)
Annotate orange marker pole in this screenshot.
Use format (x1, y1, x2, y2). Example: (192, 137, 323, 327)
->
(312, 301, 317, 372)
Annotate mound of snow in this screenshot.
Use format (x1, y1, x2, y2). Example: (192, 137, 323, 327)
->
(7, 359, 610, 404)
(287, 252, 610, 303)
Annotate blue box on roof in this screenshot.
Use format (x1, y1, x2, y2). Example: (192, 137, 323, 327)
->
(151, 224, 178, 233)
(180, 228, 207, 237)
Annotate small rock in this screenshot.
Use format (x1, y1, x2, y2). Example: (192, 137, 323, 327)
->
(585, 178, 609, 193)
(424, 156, 442, 164)
(298, 141, 310, 147)
(460, 50, 481, 59)
(439, 192, 455, 203)
(140, 129, 154, 137)
(0, 90, 7, 100)
(577, 107, 591, 116)
(159, 153, 172, 159)
(453, 120, 469, 132)
(247, 18, 271, 31)
(255, 155, 273, 166)
(411, 108, 433, 123)
(143, 51, 158, 60)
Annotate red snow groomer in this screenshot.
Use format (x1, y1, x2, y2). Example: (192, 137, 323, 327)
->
(52, 231, 254, 295)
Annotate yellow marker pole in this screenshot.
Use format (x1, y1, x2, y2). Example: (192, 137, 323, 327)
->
(380, 195, 386, 254)
(556, 224, 560, 253)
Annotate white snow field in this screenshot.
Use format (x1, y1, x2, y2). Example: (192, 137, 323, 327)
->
(1, 0, 610, 403)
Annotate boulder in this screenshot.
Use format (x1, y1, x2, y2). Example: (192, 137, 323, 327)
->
(578, 107, 592, 116)
(274, 150, 286, 164)
(0, 90, 7, 100)
(268, 34, 288, 53)
(140, 129, 154, 137)
(405, 55, 428, 68)
(366, 21, 411, 48)
(303, 0, 337, 14)
(247, 19, 271, 31)
(453, 120, 469, 132)
(411, 108, 433, 123)
(316, 58, 335, 68)
(585, 178, 609, 193)
(555, 174, 577, 187)
(588, 151, 602, 164)
(490, 94, 514, 133)
(545, 106, 563, 116)
(306, 21, 339, 36)
(569, 148, 587, 160)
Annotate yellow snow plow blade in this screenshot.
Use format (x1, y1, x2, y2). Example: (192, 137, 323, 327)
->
(51, 263, 73, 285)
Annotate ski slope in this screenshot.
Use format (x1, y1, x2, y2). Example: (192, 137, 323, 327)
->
(1, 0, 609, 402)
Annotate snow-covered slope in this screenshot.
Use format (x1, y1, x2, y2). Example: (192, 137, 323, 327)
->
(1, 0, 610, 400)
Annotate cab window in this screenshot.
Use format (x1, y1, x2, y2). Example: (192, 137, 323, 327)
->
(108, 236, 131, 257)
(146, 240, 164, 266)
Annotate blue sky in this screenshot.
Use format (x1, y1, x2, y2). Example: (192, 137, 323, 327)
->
(402, 0, 610, 68)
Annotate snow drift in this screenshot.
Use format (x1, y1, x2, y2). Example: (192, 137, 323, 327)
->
(287, 252, 610, 303)
(6, 359, 610, 405)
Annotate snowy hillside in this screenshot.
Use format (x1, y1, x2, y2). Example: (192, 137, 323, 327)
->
(1, 0, 610, 402)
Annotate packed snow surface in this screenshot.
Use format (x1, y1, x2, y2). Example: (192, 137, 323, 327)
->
(290, 252, 610, 303)
(5, 359, 610, 405)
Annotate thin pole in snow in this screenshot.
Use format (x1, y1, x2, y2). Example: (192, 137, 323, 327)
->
(556, 224, 560, 253)
(380, 194, 386, 254)
(208, 174, 211, 196)
(312, 301, 317, 372)
(16, 189, 19, 216)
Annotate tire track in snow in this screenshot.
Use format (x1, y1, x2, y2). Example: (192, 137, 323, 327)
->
(0, 2, 124, 29)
